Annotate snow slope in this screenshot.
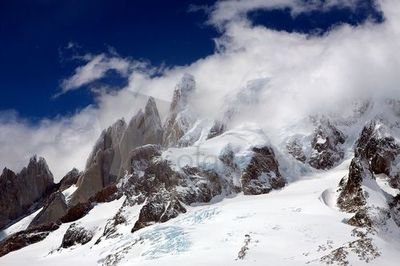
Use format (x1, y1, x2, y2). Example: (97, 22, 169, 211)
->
(2, 160, 399, 266)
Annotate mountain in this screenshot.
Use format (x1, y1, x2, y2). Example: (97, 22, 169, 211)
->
(0, 156, 55, 230)
(1, 76, 400, 265)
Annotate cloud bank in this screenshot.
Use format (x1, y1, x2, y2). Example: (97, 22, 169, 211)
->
(1, 0, 400, 180)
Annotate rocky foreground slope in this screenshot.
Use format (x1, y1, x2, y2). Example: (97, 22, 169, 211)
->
(1, 75, 400, 265)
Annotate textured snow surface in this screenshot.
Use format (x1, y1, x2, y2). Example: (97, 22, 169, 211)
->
(0, 208, 42, 242)
(2, 160, 400, 266)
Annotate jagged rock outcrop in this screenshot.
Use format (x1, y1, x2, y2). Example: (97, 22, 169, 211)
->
(337, 157, 370, 213)
(0, 156, 55, 229)
(287, 120, 346, 170)
(69, 119, 127, 206)
(337, 121, 400, 231)
(241, 147, 285, 195)
(111, 136, 284, 234)
(69, 158, 104, 206)
(0, 223, 59, 258)
(61, 223, 94, 249)
(28, 192, 68, 228)
(179, 166, 224, 204)
(131, 190, 186, 232)
(337, 122, 383, 216)
(58, 168, 80, 191)
(118, 97, 163, 175)
(163, 74, 196, 147)
(86, 119, 127, 180)
(60, 202, 93, 224)
(309, 121, 346, 169)
(354, 121, 400, 188)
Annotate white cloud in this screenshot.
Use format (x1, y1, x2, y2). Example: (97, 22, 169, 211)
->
(2, 0, 400, 180)
(56, 54, 137, 97)
(208, 0, 365, 29)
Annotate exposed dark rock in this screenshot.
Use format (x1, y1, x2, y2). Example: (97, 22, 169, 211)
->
(179, 167, 223, 204)
(336, 121, 400, 235)
(123, 142, 285, 233)
(241, 147, 285, 195)
(61, 185, 118, 225)
(132, 191, 186, 232)
(347, 208, 373, 228)
(0, 156, 55, 230)
(60, 202, 93, 223)
(309, 121, 346, 170)
(0, 223, 59, 257)
(287, 120, 346, 170)
(355, 121, 400, 187)
(61, 223, 94, 249)
(29, 191, 68, 228)
(90, 184, 119, 203)
(127, 144, 161, 175)
(58, 168, 80, 191)
(130, 160, 180, 195)
(337, 158, 369, 213)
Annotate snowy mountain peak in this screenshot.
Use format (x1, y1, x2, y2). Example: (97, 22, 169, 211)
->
(2, 87, 400, 265)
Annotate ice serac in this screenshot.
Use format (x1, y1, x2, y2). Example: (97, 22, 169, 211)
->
(118, 96, 163, 175)
(69, 119, 126, 206)
(163, 73, 196, 147)
(0, 156, 55, 230)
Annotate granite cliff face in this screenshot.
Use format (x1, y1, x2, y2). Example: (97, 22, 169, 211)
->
(69, 97, 164, 206)
(118, 96, 163, 175)
(163, 74, 196, 147)
(0, 156, 55, 229)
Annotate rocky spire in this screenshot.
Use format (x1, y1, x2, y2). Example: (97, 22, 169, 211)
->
(69, 119, 126, 206)
(118, 96, 163, 176)
(69, 97, 163, 205)
(163, 74, 196, 147)
(0, 156, 55, 230)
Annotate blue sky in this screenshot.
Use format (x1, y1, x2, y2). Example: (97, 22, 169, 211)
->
(0, 0, 382, 121)
(0, 0, 217, 120)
